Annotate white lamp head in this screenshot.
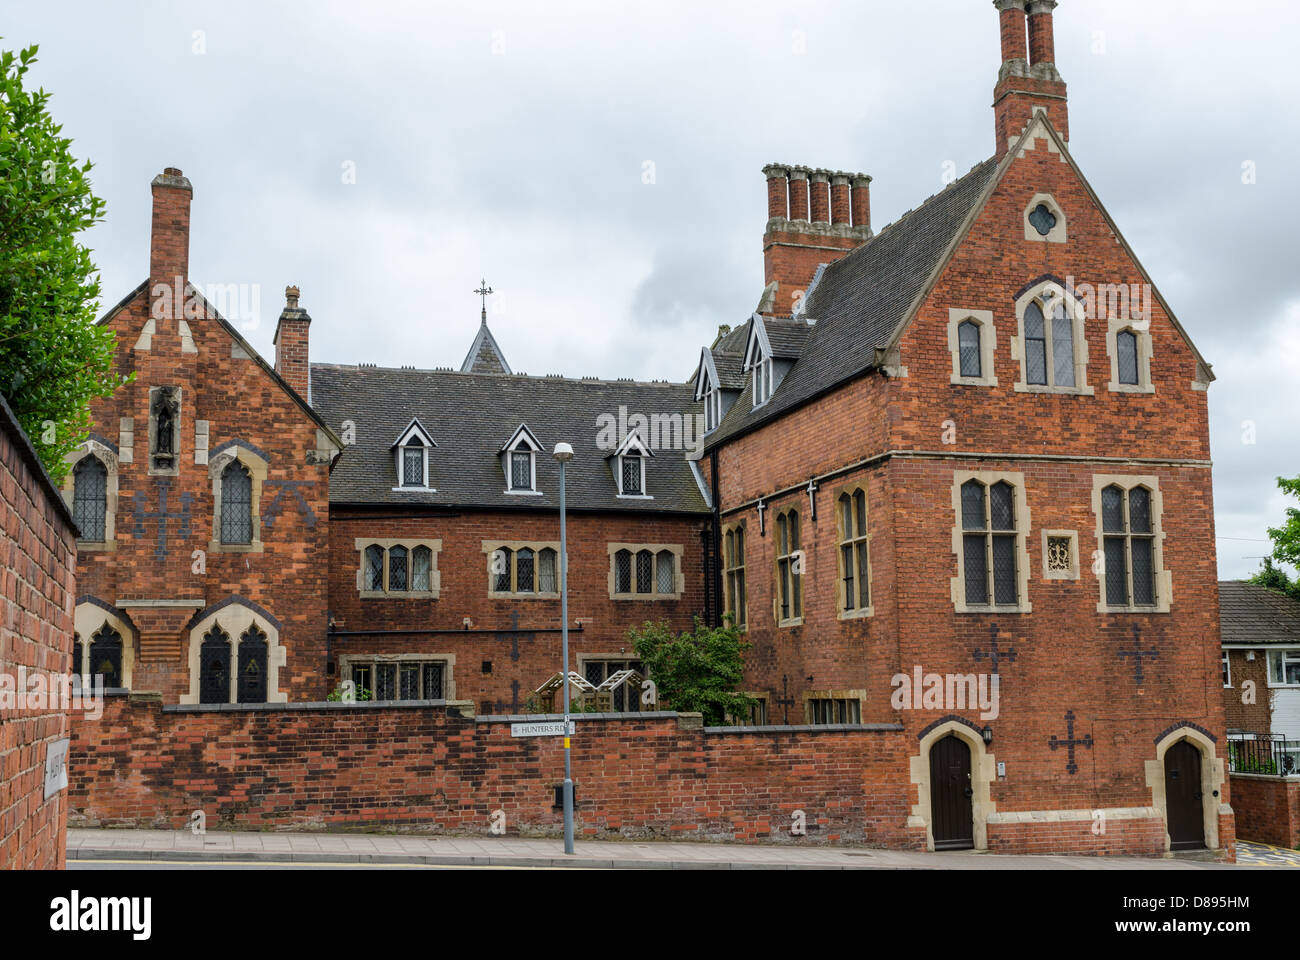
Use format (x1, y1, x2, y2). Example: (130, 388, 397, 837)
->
(552, 442, 574, 463)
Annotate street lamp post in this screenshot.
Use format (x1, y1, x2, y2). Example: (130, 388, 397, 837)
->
(553, 441, 575, 855)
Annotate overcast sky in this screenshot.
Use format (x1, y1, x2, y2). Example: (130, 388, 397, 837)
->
(7, 0, 1297, 580)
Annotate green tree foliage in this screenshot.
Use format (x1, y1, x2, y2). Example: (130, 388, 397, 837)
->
(1266, 476, 1300, 571)
(0, 42, 126, 482)
(627, 617, 754, 726)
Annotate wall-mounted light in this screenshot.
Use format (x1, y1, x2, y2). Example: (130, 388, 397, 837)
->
(982, 725, 994, 746)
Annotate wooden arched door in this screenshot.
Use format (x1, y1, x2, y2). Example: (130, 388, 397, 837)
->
(930, 734, 974, 850)
(1164, 740, 1205, 850)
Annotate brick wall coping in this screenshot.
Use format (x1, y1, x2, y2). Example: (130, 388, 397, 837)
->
(705, 723, 905, 734)
(163, 698, 470, 714)
(0, 390, 78, 531)
(1229, 772, 1300, 782)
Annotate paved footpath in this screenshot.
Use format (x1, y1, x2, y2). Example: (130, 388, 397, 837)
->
(68, 828, 1249, 870)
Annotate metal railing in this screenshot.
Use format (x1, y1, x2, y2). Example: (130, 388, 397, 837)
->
(1227, 734, 1300, 776)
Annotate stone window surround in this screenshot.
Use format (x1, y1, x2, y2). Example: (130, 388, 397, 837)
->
(834, 483, 874, 621)
(392, 419, 437, 492)
(208, 441, 269, 553)
(1023, 192, 1068, 244)
(181, 600, 287, 705)
(721, 520, 747, 630)
(606, 543, 685, 600)
(1010, 281, 1094, 396)
(1040, 528, 1080, 581)
(949, 470, 1033, 615)
(1105, 317, 1156, 394)
(73, 601, 135, 688)
(803, 689, 867, 725)
(147, 385, 182, 477)
(482, 540, 561, 599)
(339, 652, 457, 701)
(502, 425, 541, 494)
(62, 437, 119, 552)
(356, 537, 443, 599)
(743, 691, 770, 725)
(1091, 474, 1172, 614)
(946, 308, 999, 387)
(773, 506, 804, 628)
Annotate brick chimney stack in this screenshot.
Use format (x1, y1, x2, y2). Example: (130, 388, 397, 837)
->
(273, 285, 312, 400)
(149, 167, 192, 328)
(992, 0, 1068, 155)
(760, 163, 872, 318)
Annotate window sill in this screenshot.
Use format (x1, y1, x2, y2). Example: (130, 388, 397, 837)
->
(610, 593, 680, 601)
(1096, 603, 1169, 615)
(1107, 382, 1156, 395)
(489, 591, 561, 601)
(954, 604, 1032, 615)
(504, 489, 543, 496)
(209, 540, 264, 554)
(77, 540, 116, 552)
(1013, 383, 1096, 397)
(359, 590, 440, 600)
(615, 493, 654, 500)
(838, 606, 875, 621)
(391, 486, 437, 493)
(949, 376, 999, 388)
(777, 617, 804, 629)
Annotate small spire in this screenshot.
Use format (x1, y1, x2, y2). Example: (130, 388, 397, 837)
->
(474, 278, 493, 323)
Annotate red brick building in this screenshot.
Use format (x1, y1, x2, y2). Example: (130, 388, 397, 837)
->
(63, 0, 1231, 856)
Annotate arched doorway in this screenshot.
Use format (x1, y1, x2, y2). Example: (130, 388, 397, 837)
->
(1164, 740, 1205, 850)
(930, 734, 974, 850)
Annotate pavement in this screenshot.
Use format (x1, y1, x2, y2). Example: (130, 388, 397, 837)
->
(67, 828, 1247, 870)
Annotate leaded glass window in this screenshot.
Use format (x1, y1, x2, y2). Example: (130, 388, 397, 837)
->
(375, 663, 397, 701)
(71, 634, 84, 680)
(220, 460, 253, 544)
(402, 445, 424, 486)
(1025, 302, 1047, 385)
(510, 451, 532, 490)
(621, 454, 642, 495)
(365, 545, 385, 590)
(636, 549, 653, 593)
(494, 547, 513, 592)
(72, 456, 107, 542)
(517, 548, 535, 593)
(199, 625, 231, 703)
(388, 545, 408, 592)
(615, 549, 632, 594)
(776, 510, 802, 623)
(400, 662, 420, 700)
(1117, 330, 1139, 385)
(1023, 294, 1079, 389)
(958, 320, 982, 379)
(412, 546, 432, 591)
(539, 548, 557, 593)
(839, 490, 870, 613)
(237, 625, 267, 703)
(423, 662, 445, 699)
(1029, 203, 1057, 236)
(656, 550, 675, 594)
(724, 527, 746, 628)
(1102, 484, 1157, 607)
(960, 479, 1019, 607)
(88, 625, 122, 688)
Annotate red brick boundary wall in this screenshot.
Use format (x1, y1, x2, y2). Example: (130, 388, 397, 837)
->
(70, 697, 920, 846)
(67, 697, 1216, 858)
(0, 395, 78, 869)
(1230, 774, 1300, 849)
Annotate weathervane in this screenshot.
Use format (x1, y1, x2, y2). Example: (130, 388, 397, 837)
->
(474, 278, 493, 322)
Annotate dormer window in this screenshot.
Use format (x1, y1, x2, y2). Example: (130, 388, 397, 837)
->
(621, 453, 643, 495)
(752, 358, 773, 406)
(391, 418, 437, 491)
(704, 385, 722, 432)
(501, 424, 542, 494)
(610, 431, 653, 498)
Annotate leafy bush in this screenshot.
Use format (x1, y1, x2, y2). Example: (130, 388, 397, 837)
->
(626, 616, 754, 726)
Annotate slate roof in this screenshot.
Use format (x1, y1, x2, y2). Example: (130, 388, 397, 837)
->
(763, 317, 813, 359)
(460, 321, 512, 374)
(704, 156, 1002, 448)
(311, 364, 710, 513)
(1219, 581, 1300, 646)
